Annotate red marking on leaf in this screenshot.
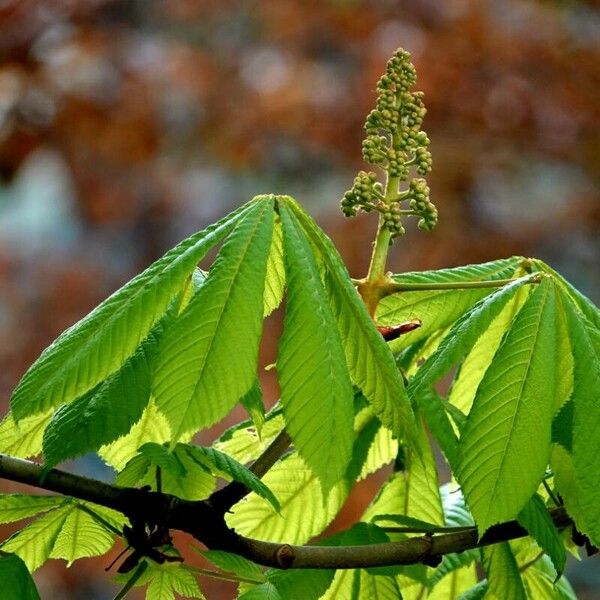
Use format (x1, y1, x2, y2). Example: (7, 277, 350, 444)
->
(377, 319, 422, 341)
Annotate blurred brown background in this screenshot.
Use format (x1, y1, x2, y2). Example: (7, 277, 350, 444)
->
(0, 0, 598, 598)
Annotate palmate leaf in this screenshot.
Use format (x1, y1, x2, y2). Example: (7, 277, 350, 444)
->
(362, 418, 444, 528)
(284, 197, 417, 444)
(428, 563, 477, 600)
(482, 542, 526, 600)
(226, 452, 349, 544)
(407, 276, 536, 468)
(115, 443, 216, 501)
(183, 444, 279, 510)
(0, 409, 53, 459)
(408, 273, 538, 398)
(561, 294, 600, 545)
(448, 285, 530, 416)
(1, 504, 71, 571)
(98, 398, 172, 471)
(153, 198, 273, 441)
(201, 550, 265, 584)
(1, 500, 125, 572)
(277, 203, 354, 493)
(536, 260, 600, 330)
(49, 503, 121, 566)
(0, 553, 40, 600)
(42, 310, 171, 469)
(130, 562, 205, 600)
(11, 202, 255, 422)
(378, 257, 522, 352)
(0, 495, 64, 524)
(458, 278, 557, 534)
(512, 539, 577, 599)
(517, 493, 566, 576)
(214, 413, 286, 465)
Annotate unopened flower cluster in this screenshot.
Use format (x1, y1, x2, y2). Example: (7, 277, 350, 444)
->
(341, 49, 437, 238)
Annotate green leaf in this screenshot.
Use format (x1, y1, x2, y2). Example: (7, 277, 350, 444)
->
(98, 398, 172, 471)
(49, 503, 120, 566)
(412, 387, 460, 470)
(428, 563, 477, 600)
(562, 294, 600, 546)
(378, 257, 521, 352)
(284, 197, 417, 444)
(448, 285, 530, 416)
(201, 550, 265, 583)
(183, 445, 279, 510)
(42, 312, 171, 468)
(429, 485, 478, 587)
(517, 494, 566, 576)
(371, 514, 443, 531)
(263, 214, 286, 317)
(535, 260, 600, 330)
(0, 495, 65, 524)
(408, 273, 538, 398)
(226, 452, 349, 543)
(0, 409, 53, 459)
(362, 420, 444, 528)
(457, 580, 488, 600)
(240, 381, 266, 436)
(277, 203, 354, 492)
(142, 563, 204, 600)
(11, 202, 254, 422)
(482, 542, 526, 600)
(1, 505, 71, 571)
(115, 442, 217, 502)
(458, 279, 557, 533)
(214, 413, 285, 466)
(551, 399, 573, 452)
(238, 581, 281, 600)
(355, 568, 404, 599)
(154, 199, 273, 440)
(0, 553, 40, 600)
(521, 555, 577, 599)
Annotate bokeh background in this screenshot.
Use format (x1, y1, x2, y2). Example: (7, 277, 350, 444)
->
(0, 0, 598, 598)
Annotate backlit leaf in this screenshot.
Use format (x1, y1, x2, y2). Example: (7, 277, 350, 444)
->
(154, 199, 273, 440)
(226, 452, 348, 543)
(379, 257, 521, 352)
(0, 495, 65, 524)
(458, 279, 557, 533)
(482, 542, 526, 600)
(11, 203, 254, 422)
(277, 203, 354, 492)
(285, 197, 417, 444)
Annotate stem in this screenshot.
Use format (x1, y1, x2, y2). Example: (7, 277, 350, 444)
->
(542, 479, 561, 507)
(186, 565, 264, 585)
(381, 275, 542, 295)
(381, 525, 474, 534)
(0, 452, 572, 570)
(518, 550, 545, 573)
(113, 561, 148, 600)
(366, 174, 398, 285)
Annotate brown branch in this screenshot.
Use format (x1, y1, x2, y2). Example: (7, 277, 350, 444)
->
(0, 452, 572, 571)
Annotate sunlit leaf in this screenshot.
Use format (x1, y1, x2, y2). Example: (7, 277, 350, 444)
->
(154, 198, 273, 440)
(458, 279, 557, 533)
(277, 203, 354, 492)
(11, 203, 255, 422)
